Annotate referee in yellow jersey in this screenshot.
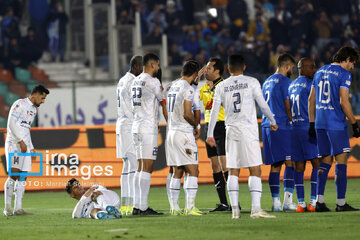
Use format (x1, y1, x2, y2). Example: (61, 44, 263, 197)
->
(200, 57, 230, 212)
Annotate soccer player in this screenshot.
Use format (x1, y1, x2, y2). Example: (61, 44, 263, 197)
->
(200, 57, 230, 212)
(206, 54, 277, 219)
(308, 46, 360, 212)
(288, 58, 320, 212)
(116, 55, 143, 215)
(66, 178, 122, 219)
(131, 53, 165, 215)
(262, 53, 296, 212)
(3, 85, 49, 216)
(166, 60, 203, 216)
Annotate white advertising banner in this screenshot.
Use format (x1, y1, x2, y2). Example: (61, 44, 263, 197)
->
(38, 86, 117, 127)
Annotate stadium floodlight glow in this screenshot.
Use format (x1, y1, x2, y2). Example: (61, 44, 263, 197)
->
(208, 8, 217, 18)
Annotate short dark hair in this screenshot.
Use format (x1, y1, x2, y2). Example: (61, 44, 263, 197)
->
(228, 54, 245, 71)
(65, 178, 78, 194)
(333, 46, 359, 63)
(31, 85, 49, 95)
(208, 57, 224, 75)
(277, 53, 296, 67)
(182, 60, 200, 77)
(143, 53, 159, 66)
(130, 55, 143, 69)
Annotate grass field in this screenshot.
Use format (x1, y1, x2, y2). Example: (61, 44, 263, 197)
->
(1, 179, 360, 240)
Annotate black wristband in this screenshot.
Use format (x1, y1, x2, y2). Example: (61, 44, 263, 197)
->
(352, 122, 358, 129)
(310, 122, 315, 128)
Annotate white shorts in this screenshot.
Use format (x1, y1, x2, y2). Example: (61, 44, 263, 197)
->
(5, 141, 32, 172)
(132, 132, 158, 160)
(225, 127, 262, 169)
(93, 189, 121, 210)
(116, 128, 136, 159)
(166, 130, 198, 166)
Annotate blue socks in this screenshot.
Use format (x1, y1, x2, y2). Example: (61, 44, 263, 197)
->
(317, 163, 331, 203)
(310, 167, 318, 201)
(335, 164, 347, 204)
(284, 166, 295, 194)
(269, 172, 280, 198)
(294, 171, 304, 203)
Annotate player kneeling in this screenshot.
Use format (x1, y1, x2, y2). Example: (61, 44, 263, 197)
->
(66, 178, 122, 219)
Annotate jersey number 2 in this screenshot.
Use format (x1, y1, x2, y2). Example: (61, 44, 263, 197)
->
(233, 92, 241, 113)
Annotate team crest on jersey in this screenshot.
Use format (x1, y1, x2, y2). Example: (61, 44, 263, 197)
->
(346, 80, 351, 86)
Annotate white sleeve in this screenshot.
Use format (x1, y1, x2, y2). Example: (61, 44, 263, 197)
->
(72, 195, 90, 219)
(9, 102, 26, 141)
(254, 82, 276, 125)
(153, 79, 163, 102)
(192, 84, 201, 111)
(207, 87, 222, 138)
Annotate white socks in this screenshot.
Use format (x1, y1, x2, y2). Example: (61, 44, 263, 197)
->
(4, 178, 15, 209)
(283, 191, 293, 205)
(127, 154, 137, 207)
(120, 158, 129, 206)
(139, 171, 151, 211)
(227, 175, 239, 210)
(166, 173, 173, 209)
(183, 173, 188, 208)
(170, 178, 181, 211)
(14, 180, 25, 211)
(248, 176, 262, 212)
(317, 195, 324, 204)
(133, 171, 141, 209)
(185, 176, 198, 210)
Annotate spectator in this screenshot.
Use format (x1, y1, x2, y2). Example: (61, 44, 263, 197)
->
(20, 27, 43, 67)
(28, 0, 50, 50)
(331, 14, 344, 42)
(47, 0, 68, 62)
(226, 0, 248, 29)
(216, 28, 234, 48)
(168, 42, 183, 66)
(143, 24, 162, 45)
(314, 11, 333, 51)
(1, 8, 20, 51)
(146, 4, 168, 35)
(268, 8, 288, 49)
(183, 32, 200, 56)
(212, 42, 226, 63)
(5, 37, 22, 73)
(199, 28, 217, 56)
(246, 12, 270, 42)
(194, 48, 209, 66)
(288, 9, 305, 53)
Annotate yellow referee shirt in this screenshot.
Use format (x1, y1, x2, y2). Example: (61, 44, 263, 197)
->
(199, 77, 225, 123)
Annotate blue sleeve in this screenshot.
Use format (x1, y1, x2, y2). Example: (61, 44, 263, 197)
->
(340, 71, 352, 90)
(281, 79, 290, 101)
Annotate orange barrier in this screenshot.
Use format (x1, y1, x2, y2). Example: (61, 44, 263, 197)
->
(1, 122, 360, 191)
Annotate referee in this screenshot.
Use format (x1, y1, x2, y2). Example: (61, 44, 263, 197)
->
(200, 57, 230, 212)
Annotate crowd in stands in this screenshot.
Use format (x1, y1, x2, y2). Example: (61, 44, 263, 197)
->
(0, 0, 68, 74)
(115, 0, 360, 74)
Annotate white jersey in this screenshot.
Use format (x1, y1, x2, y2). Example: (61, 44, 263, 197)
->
(208, 74, 276, 140)
(131, 72, 163, 134)
(72, 185, 107, 219)
(166, 79, 195, 133)
(164, 80, 200, 112)
(116, 72, 136, 133)
(6, 98, 37, 149)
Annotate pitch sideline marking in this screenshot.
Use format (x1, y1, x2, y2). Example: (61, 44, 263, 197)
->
(104, 229, 129, 232)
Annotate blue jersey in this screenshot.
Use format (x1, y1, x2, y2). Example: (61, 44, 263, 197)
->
(288, 76, 312, 129)
(262, 73, 291, 129)
(312, 64, 352, 130)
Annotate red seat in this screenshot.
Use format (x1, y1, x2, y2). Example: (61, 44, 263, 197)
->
(0, 69, 15, 83)
(9, 82, 28, 98)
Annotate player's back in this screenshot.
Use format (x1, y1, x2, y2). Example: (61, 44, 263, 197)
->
(216, 75, 261, 133)
(262, 73, 291, 129)
(131, 72, 162, 134)
(116, 72, 136, 132)
(312, 64, 351, 130)
(288, 76, 312, 129)
(167, 79, 194, 133)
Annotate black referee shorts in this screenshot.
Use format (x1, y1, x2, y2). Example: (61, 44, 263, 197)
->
(204, 121, 226, 158)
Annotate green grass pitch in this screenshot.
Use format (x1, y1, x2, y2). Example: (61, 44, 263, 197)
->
(1, 179, 360, 240)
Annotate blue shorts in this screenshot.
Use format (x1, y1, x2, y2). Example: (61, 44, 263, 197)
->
(262, 128, 291, 165)
(316, 129, 350, 156)
(291, 128, 319, 162)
